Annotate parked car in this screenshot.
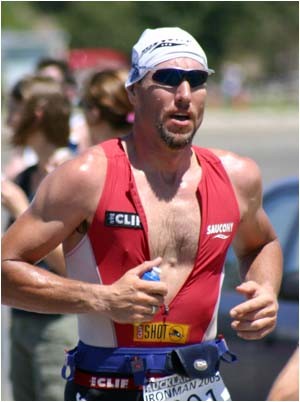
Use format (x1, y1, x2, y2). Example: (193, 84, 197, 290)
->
(218, 177, 299, 401)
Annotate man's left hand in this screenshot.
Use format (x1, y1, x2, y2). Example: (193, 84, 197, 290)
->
(229, 280, 278, 340)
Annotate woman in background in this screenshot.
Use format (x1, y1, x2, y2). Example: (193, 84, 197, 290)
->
(81, 69, 134, 145)
(1, 75, 77, 401)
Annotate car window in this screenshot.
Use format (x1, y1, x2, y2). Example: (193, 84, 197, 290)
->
(263, 181, 299, 253)
(284, 216, 299, 274)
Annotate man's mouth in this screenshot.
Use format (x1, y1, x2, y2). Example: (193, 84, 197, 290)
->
(170, 113, 190, 122)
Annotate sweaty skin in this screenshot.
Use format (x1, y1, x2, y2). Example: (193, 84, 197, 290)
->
(2, 58, 282, 340)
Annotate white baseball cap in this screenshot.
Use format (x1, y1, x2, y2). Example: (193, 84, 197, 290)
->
(125, 27, 214, 87)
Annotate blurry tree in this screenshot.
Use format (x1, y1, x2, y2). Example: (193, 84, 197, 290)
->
(1, 1, 41, 29)
(2, 1, 298, 80)
(37, 2, 140, 51)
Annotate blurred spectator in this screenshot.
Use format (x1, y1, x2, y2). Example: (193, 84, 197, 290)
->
(1, 75, 77, 401)
(221, 63, 249, 107)
(35, 57, 90, 153)
(81, 69, 134, 145)
(3, 58, 89, 180)
(35, 57, 77, 99)
(267, 347, 299, 401)
(3, 76, 39, 179)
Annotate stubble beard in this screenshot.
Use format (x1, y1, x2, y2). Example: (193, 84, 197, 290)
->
(156, 122, 196, 150)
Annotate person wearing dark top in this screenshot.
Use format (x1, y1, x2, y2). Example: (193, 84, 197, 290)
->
(1, 75, 77, 401)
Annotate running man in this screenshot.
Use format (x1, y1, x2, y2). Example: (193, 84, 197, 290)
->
(2, 27, 282, 401)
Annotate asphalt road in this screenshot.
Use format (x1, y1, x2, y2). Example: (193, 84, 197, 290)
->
(196, 108, 298, 186)
(1, 108, 298, 401)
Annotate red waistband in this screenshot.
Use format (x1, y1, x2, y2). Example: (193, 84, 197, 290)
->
(74, 369, 145, 390)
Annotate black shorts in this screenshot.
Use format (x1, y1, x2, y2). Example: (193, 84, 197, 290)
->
(64, 379, 143, 401)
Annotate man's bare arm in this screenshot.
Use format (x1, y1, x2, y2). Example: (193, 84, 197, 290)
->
(2, 256, 167, 322)
(1, 149, 167, 322)
(2, 211, 167, 322)
(220, 151, 283, 339)
(2, 152, 98, 309)
(1, 178, 67, 276)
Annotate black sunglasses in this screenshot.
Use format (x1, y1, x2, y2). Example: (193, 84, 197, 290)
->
(151, 68, 208, 88)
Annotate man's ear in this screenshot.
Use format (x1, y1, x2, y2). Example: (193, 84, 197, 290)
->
(126, 84, 137, 106)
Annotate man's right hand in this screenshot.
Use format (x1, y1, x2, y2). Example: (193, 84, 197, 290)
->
(100, 257, 168, 323)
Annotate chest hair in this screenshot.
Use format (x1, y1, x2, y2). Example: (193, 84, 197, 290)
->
(147, 196, 201, 264)
(134, 170, 201, 265)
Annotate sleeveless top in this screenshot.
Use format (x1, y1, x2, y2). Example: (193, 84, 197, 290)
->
(65, 139, 240, 348)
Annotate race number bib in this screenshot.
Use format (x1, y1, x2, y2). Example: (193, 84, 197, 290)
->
(143, 372, 231, 401)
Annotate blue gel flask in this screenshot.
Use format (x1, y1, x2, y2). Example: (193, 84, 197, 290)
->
(141, 266, 161, 281)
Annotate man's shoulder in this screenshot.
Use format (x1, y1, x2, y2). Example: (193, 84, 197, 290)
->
(43, 145, 108, 197)
(64, 145, 107, 175)
(208, 148, 262, 197)
(32, 145, 108, 224)
(207, 148, 259, 174)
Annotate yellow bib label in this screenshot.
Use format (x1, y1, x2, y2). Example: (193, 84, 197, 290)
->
(133, 322, 189, 343)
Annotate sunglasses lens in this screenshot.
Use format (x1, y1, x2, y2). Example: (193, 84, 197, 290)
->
(188, 70, 208, 87)
(152, 69, 208, 88)
(152, 69, 181, 86)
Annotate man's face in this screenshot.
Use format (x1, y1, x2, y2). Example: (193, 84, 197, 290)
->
(129, 58, 207, 150)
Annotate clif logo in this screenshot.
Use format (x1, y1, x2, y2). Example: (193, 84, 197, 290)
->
(105, 211, 142, 229)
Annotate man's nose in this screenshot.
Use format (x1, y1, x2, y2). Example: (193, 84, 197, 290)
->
(174, 80, 191, 107)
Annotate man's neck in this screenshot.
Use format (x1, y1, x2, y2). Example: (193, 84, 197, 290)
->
(128, 132, 193, 170)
